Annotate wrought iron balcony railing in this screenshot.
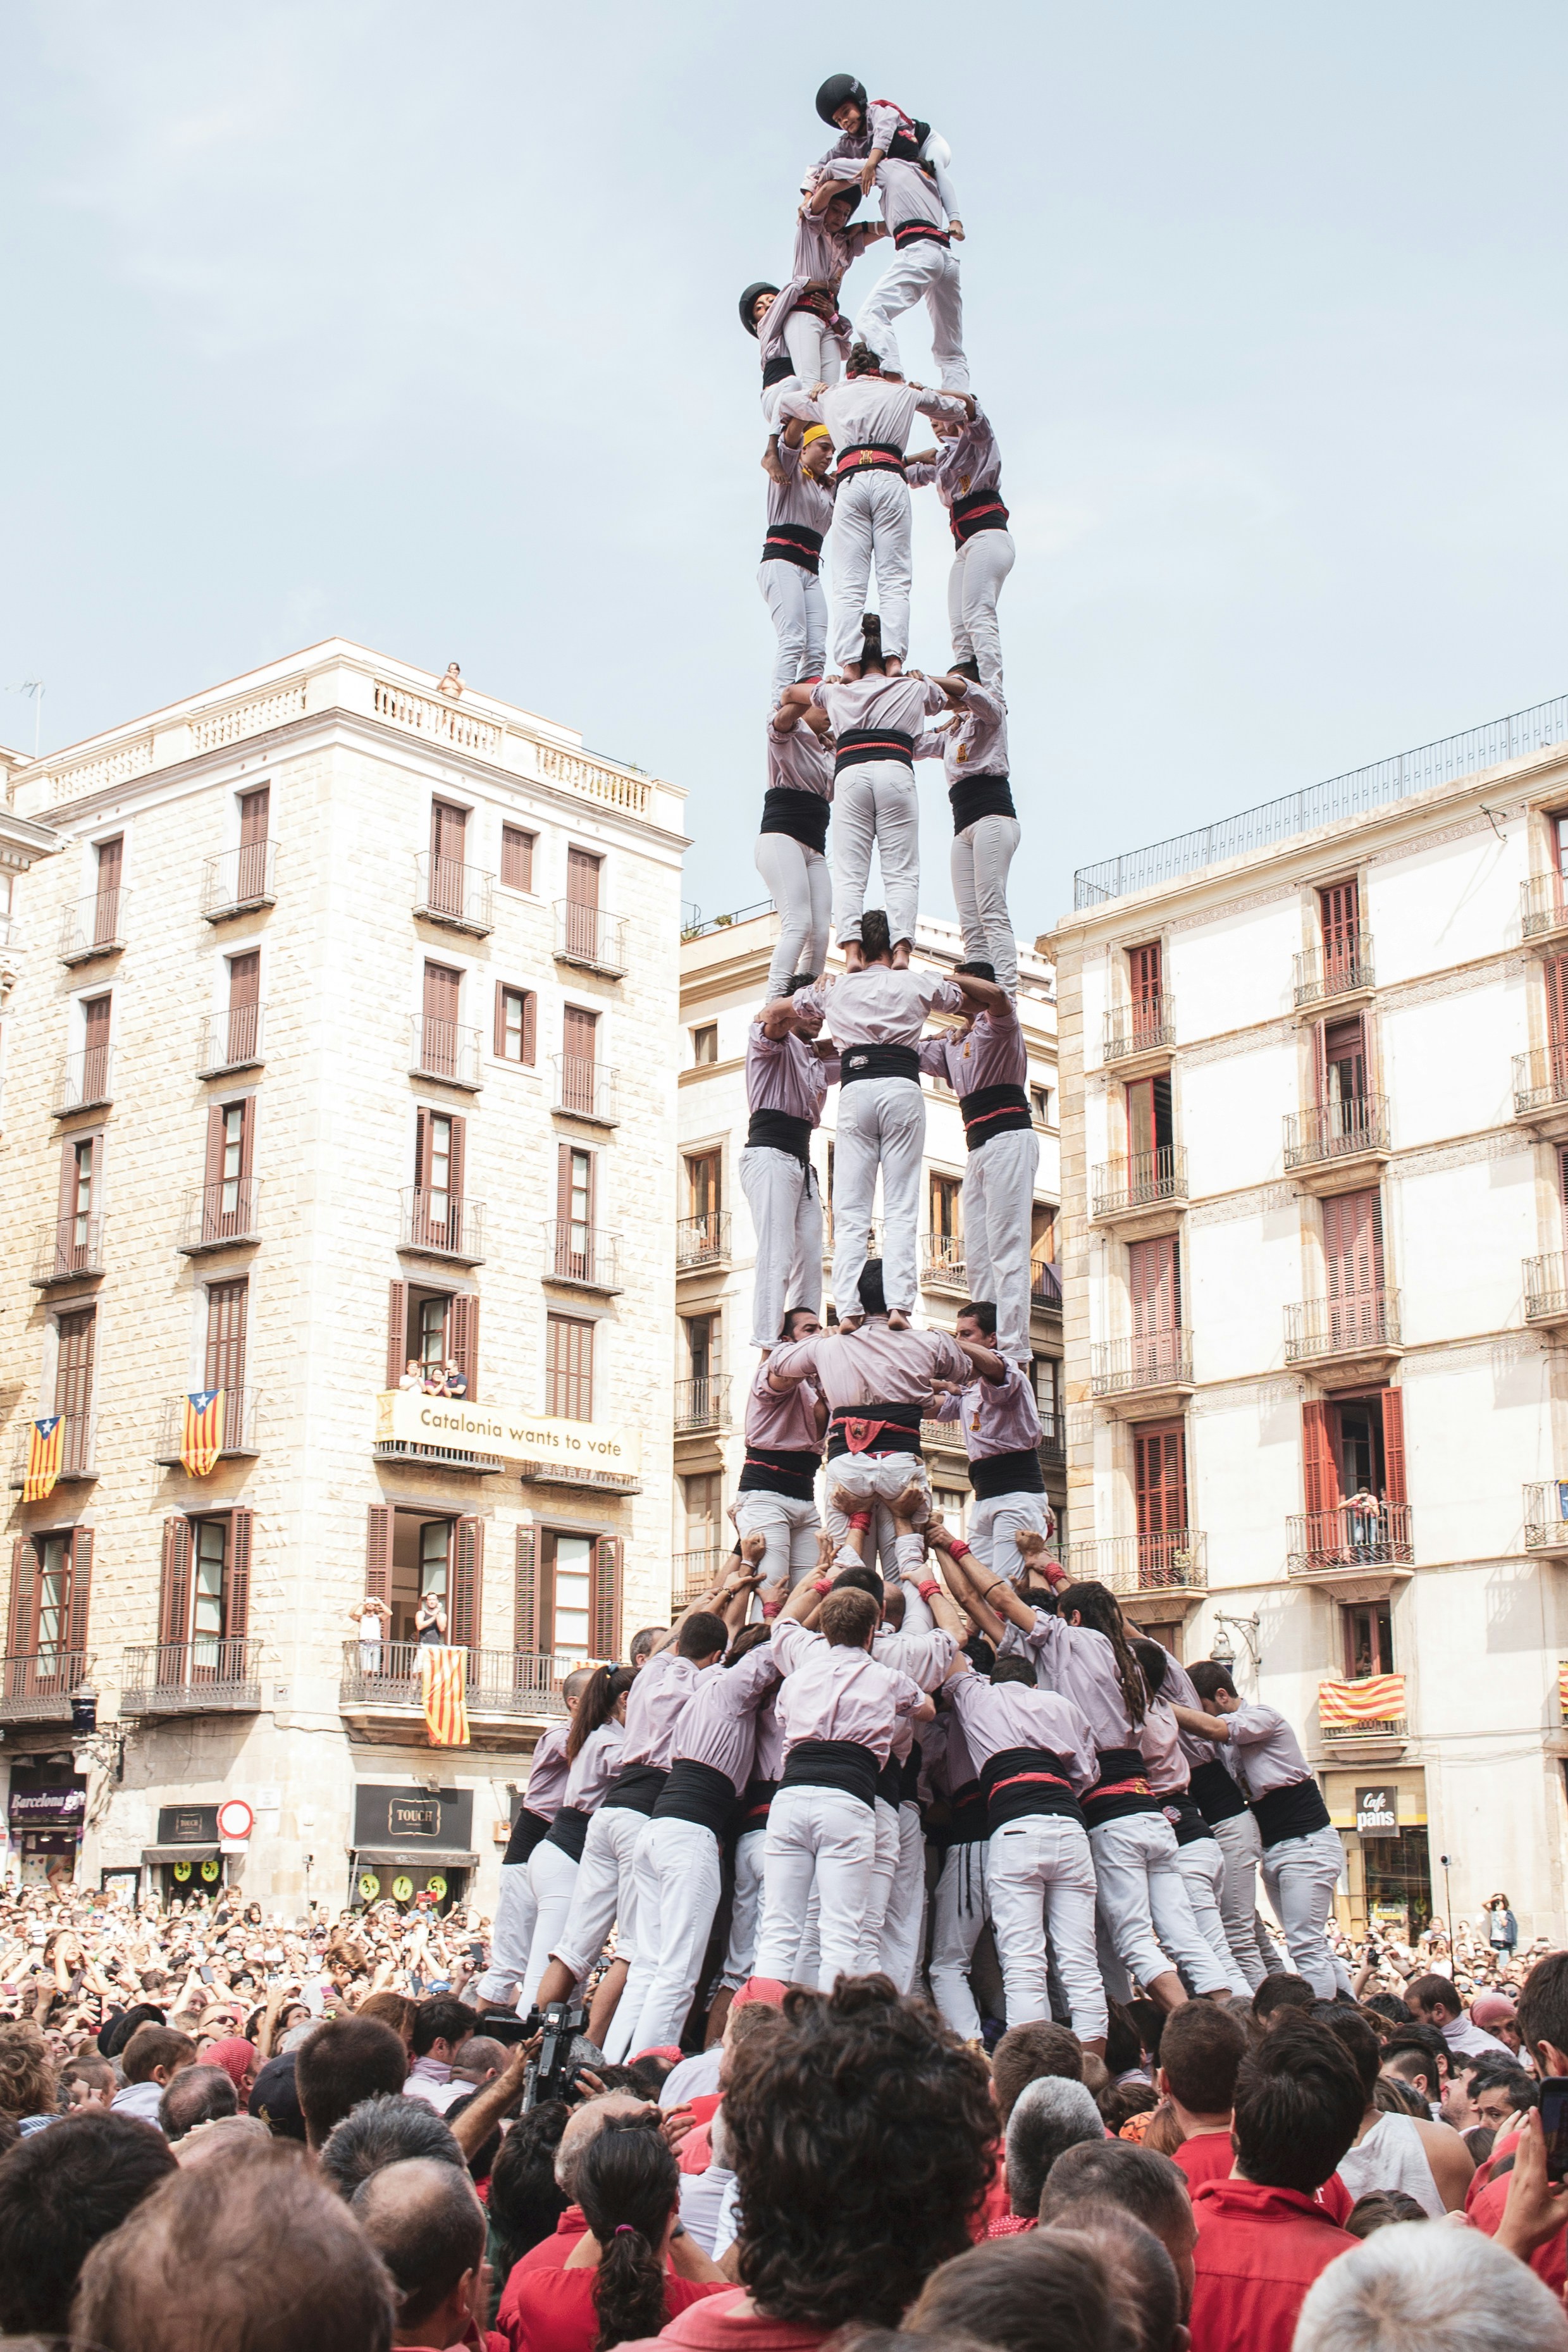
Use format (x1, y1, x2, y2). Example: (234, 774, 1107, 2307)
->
(1284, 1289, 1400, 1365)
(1091, 1148, 1188, 1218)
(1514, 1046, 1568, 1117)
(1090, 1329, 1194, 1397)
(31, 1216, 105, 1285)
(1522, 872, 1568, 942)
(677, 1212, 731, 1268)
(408, 1013, 483, 1089)
(153, 1387, 262, 1464)
(1287, 1501, 1414, 1574)
(1103, 995, 1175, 1061)
(554, 901, 629, 977)
(178, 1177, 261, 1253)
(0, 1650, 92, 1723)
(675, 1377, 731, 1433)
(413, 852, 494, 935)
(59, 890, 127, 964)
(672, 1549, 731, 1610)
(120, 1639, 261, 1716)
(198, 1001, 266, 1076)
(1524, 1253, 1568, 1323)
(1283, 1094, 1391, 1170)
(1065, 1530, 1207, 1596)
(922, 1235, 968, 1293)
(55, 1046, 114, 1116)
(543, 1220, 622, 1291)
(552, 1055, 618, 1123)
(399, 1187, 486, 1263)
(1318, 1674, 1408, 1743)
(1031, 1260, 1063, 1309)
(1038, 1411, 1068, 1466)
(9, 1413, 96, 1486)
(1293, 939, 1375, 1008)
(1524, 1479, 1568, 1551)
(338, 1641, 572, 1718)
(202, 838, 278, 920)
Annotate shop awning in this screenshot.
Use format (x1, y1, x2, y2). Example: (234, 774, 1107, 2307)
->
(143, 1844, 221, 1864)
(353, 1847, 479, 1868)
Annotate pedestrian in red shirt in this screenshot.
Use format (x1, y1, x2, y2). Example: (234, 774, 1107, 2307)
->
(1157, 2001, 1246, 2196)
(1471, 1950, 1568, 2298)
(1039, 2139, 1198, 2320)
(1187, 2015, 1362, 2352)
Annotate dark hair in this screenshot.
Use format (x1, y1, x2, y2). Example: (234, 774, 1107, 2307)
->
(992, 2023, 1084, 2125)
(487, 2100, 570, 2269)
(910, 2231, 1133, 2352)
(992, 1655, 1037, 1689)
(859, 911, 892, 963)
(1405, 1973, 1462, 2020)
(677, 1611, 727, 1662)
(122, 2024, 197, 2084)
(1343, 2188, 1431, 2238)
(351, 2154, 485, 2336)
(1044, 2209, 1180, 2352)
(1373, 2074, 1430, 2119)
(568, 1665, 636, 1761)
(318, 2093, 466, 2199)
(949, 656, 983, 684)
(357, 1992, 417, 2047)
(821, 1588, 880, 1649)
(958, 1300, 998, 1337)
(1362, 1992, 1414, 2031)
(1464, 2124, 1496, 2165)
(99, 2001, 166, 2058)
(0, 2107, 176, 2334)
(160, 2064, 238, 2141)
(1157, 1998, 1245, 2116)
(1231, 2016, 1364, 2193)
(780, 1306, 817, 1339)
(297, 2016, 409, 2148)
(1097, 2082, 1157, 2134)
(1039, 2140, 1194, 2242)
(1252, 1974, 1316, 2026)
(1102, 2002, 1145, 2081)
(831, 1564, 884, 1602)
(1465, 2059, 1536, 2111)
(846, 342, 886, 378)
(724, 1976, 996, 2329)
(1126, 2003, 1166, 2067)
(1188, 1661, 1238, 1706)
(1053, 1583, 1146, 1728)
(1381, 2039, 1441, 2103)
(1130, 1640, 1168, 1700)
(575, 2116, 679, 2350)
(725, 1622, 774, 1668)
(1312, 2003, 1381, 2104)
(628, 1630, 664, 1666)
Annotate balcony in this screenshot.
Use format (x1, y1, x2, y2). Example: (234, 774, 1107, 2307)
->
(0, 1652, 92, 1725)
(922, 1413, 969, 1453)
(542, 1220, 623, 1292)
(374, 1430, 505, 1475)
(413, 852, 495, 937)
(1090, 1328, 1195, 1414)
(30, 1216, 105, 1287)
(1525, 1253, 1568, 1334)
(1293, 939, 1376, 1013)
(517, 1459, 643, 1496)
(1090, 1148, 1188, 1228)
(1287, 1502, 1415, 1599)
(178, 1178, 261, 1254)
(1103, 994, 1175, 1071)
(1039, 1411, 1067, 1469)
(555, 901, 629, 979)
(1522, 872, 1568, 945)
(1317, 1674, 1408, 1758)
(675, 1377, 731, 1434)
(399, 1188, 486, 1265)
(1524, 1480, 1568, 1552)
(54, 1046, 113, 1117)
(672, 1548, 729, 1609)
(1031, 1260, 1063, 1313)
(197, 1001, 266, 1078)
(1283, 1094, 1392, 1189)
(153, 1387, 262, 1465)
(10, 1413, 97, 1488)
(552, 1055, 619, 1126)
(120, 1639, 261, 1718)
(1514, 1047, 1568, 1139)
(408, 1013, 483, 1091)
(677, 1213, 731, 1271)
(59, 889, 127, 965)
(922, 1235, 970, 1296)
(1284, 1289, 1402, 1385)
(202, 839, 278, 921)
(338, 1642, 570, 1726)
(1065, 1530, 1207, 1628)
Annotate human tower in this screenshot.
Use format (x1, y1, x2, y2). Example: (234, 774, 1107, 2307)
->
(477, 77, 1352, 2057)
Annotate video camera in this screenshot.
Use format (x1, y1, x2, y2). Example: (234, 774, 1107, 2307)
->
(527, 2000, 591, 2108)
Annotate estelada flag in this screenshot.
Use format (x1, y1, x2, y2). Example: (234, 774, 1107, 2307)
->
(421, 1645, 469, 1747)
(23, 1417, 63, 1503)
(181, 1389, 226, 1477)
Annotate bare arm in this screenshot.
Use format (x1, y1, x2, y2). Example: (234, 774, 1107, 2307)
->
(448, 2038, 533, 2158)
(954, 1333, 1008, 1385)
(929, 1519, 1037, 1634)
(928, 1529, 1005, 1644)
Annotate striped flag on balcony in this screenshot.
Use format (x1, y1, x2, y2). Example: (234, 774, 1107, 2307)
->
(23, 1416, 63, 1503)
(1318, 1673, 1404, 1728)
(181, 1389, 226, 1477)
(420, 1645, 469, 1747)
(1559, 1663, 1568, 1723)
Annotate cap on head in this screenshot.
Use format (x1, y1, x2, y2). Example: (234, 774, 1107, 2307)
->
(815, 73, 868, 127)
(739, 282, 779, 337)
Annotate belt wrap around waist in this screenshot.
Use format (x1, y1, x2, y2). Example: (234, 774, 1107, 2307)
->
(950, 773, 1018, 833)
(762, 351, 797, 388)
(746, 1106, 813, 1165)
(781, 1737, 879, 1810)
(502, 1807, 552, 1867)
(826, 1399, 924, 1461)
(1083, 1744, 1159, 1830)
(652, 1758, 736, 1837)
(970, 1445, 1046, 1500)
(761, 521, 825, 574)
(892, 219, 951, 250)
(961, 1080, 1034, 1152)
(738, 1776, 778, 1831)
(796, 285, 842, 320)
(1190, 1759, 1249, 1826)
(739, 1445, 821, 1501)
(836, 442, 906, 481)
(1163, 1790, 1216, 1848)
(941, 1781, 987, 1848)
(838, 1041, 920, 1087)
(835, 725, 916, 774)
(951, 485, 1011, 544)
(542, 1804, 591, 1862)
(759, 784, 830, 853)
(898, 1740, 923, 1805)
(602, 1762, 669, 1817)
(875, 1757, 904, 1809)
(1252, 1775, 1332, 1848)
(983, 1744, 1083, 1831)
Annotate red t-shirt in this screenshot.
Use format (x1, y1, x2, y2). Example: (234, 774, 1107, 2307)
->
(514, 2210, 590, 2275)
(615, 2288, 832, 2352)
(1471, 2164, 1568, 2298)
(1188, 2178, 1359, 2352)
(1176, 2131, 1235, 2193)
(496, 2266, 731, 2352)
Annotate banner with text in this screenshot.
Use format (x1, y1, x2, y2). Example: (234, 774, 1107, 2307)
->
(376, 1390, 642, 1474)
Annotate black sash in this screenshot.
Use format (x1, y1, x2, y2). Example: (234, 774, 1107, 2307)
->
(762, 522, 824, 574)
(652, 1758, 736, 1836)
(892, 220, 950, 250)
(982, 1744, 1082, 1831)
(542, 1804, 591, 1862)
(1082, 1744, 1159, 1830)
(759, 786, 830, 854)
(839, 1041, 920, 1086)
(762, 351, 796, 388)
(941, 1780, 987, 1848)
(1190, 1759, 1248, 1826)
(835, 442, 906, 481)
(951, 486, 1011, 544)
(781, 1736, 879, 1810)
(502, 1807, 551, 1867)
(885, 118, 932, 163)
(739, 1446, 821, 1501)
(960, 1078, 1032, 1150)
(1163, 1791, 1216, 1849)
(876, 1757, 904, 1808)
(825, 1399, 923, 1461)
(602, 1762, 669, 1817)
(949, 774, 1018, 833)
(746, 1106, 812, 1165)
(738, 1776, 777, 1832)
(898, 1740, 922, 1804)
(1252, 1776, 1332, 1847)
(970, 1446, 1046, 1500)
(835, 726, 915, 773)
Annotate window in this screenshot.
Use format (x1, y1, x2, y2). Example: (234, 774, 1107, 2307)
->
(1318, 1014, 1367, 1109)
(691, 1024, 718, 1067)
(5, 1530, 91, 1679)
(556, 1144, 596, 1278)
(56, 1135, 97, 1273)
(378, 1511, 456, 1645)
(53, 1309, 96, 1474)
(93, 838, 123, 946)
(1319, 879, 1361, 985)
(501, 826, 536, 893)
(560, 1005, 600, 1115)
(1128, 1235, 1180, 1356)
(1342, 1599, 1394, 1680)
(81, 994, 112, 1099)
(1322, 1188, 1383, 1338)
(546, 1314, 595, 1420)
(564, 847, 603, 960)
(412, 1108, 467, 1248)
(159, 1510, 252, 1664)
(538, 1530, 594, 1661)
(495, 984, 536, 1065)
(1128, 941, 1163, 1042)
(419, 961, 462, 1078)
(1133, 1420, 1188, 1583)
(429, 801, 469, 917)
(1300, 1389, 1407, 1561)
(226, 950, 261, 1063)
(192, 1518, 228, 1651)
(686, 1151, 721, 1219)
(1548, 958, 1568, 1066)
(417, 1293, 449, 1373)
(1553, 812, 1568, 876)
(930, 1173, 962, 1241)
(1030, 1084, 1052, 1125)
(934, 1485, 969, 1536)
(684, 1313, 716, 1383)
(1125, 1072, 1173, 1177)
(203, 1098, 254, 1240)
(204, 1279, 249, 1398)
(683, 1472, 723, 1551)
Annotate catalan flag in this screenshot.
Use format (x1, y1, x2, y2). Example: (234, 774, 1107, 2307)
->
(1318, 1673, 1405, 1728)
(23, 1417, 63, 1503)
(421, 1645, 469, 1747)
(181, 1389, 226, 1477)
(1559, 1663, 1568, 1724)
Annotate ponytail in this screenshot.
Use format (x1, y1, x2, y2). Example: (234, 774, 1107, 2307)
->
(567, 1663, 636, 1759)
(1054, 1580, 1149, 1730)
(577, 2117, 678, 2350)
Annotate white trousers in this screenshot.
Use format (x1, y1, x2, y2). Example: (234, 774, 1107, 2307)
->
(961, 1127, 1040, 1365)
(519, 1839, 580, 2010)
(951, 815, 1022, 998)
(831, 1076, 925, 1316)
(928, 1840, 989, 2039)
(831, 760, 920, 949)
(758, 560, 829, 705)
(1175, 1835, 1251, 1997)
(609, 1817, 723, 2062)
(756, 1784, 876, 1990)
(734, 1489, 822, 1592)
(719, 1824, 767, 1991)
(1261, 1824, 1352, 1997)
(550, 1804, 645, 1982)
(760, 373, 799, 430)
(948, 531, 1015, 689)
(822, 1452, 930, 1545)
(782, 307, 843, 392)
(1211, 1809, 1279, 1990)
(988, 1813, 1105, 2039)
(862, 1796, 903, 1971)
(967, 1490, 1055, 1585)
(476, 1857, 539, 2005)
(739, 1144, 823, 1348)
(755, 835, 831, 999)
(857, 243, 967, 390)
(830, 473, 913, 666)
(877, 1801, 927, 1991)
(1090, 1811, 1232, 1996)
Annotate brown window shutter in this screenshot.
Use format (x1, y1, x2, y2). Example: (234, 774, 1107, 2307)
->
(590, 1535, 622, 1661)
(204, 1101, 227, 1190)
(386, 1281, 409, 1389)
(365, 1506, 393, 1607)
(450, 1294, 479, 1404)
(65, 1528, 93, 1657)
(1301, 1401, 1336, 1519)
(159, 1517, 192, 1648)
(6, 1538, 35, 1659)
(448, 1113, 466, 1199)
(514, 1524, 539, 1654)
(1380, 1388, 1407, 1507)
(237, 1096, 256, 1181)
(450, 1516, 483, 1650)
(226, 1509, 254, 1641)
(415, 1107, 429, 1189)
(522, 991, 536, 1066)
(556, 1141, 574, 1225)
(493, 982, 508, 1060)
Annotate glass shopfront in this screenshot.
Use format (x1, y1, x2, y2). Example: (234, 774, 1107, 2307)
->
(1324, 1767, 1432, 1940)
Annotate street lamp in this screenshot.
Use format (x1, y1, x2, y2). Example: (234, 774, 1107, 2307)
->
(1209, 1612, 1262, 1679)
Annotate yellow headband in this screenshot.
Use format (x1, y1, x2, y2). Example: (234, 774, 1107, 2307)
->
(802, 425, 830, 445)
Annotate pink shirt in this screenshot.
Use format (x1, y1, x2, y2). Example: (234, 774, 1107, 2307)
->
(874, 1625, 958, 1766)
(1137, 1699, 1187, 1798)
(744, 1358, 824, 1451)
(809, 671, 948, 744)
(917, 998, 1027, 1095)
(946, 1673, 1098, 1788)
(622, 1649, 709, 1772)
(1003, 1611, 1137, 1752)
(769, 1319, 970, 1410)
(794, 965, 965, 1051)
(765, 435, 836, 540)
(915, 684, 1009, 784)
(767, 715, 834, 801)
(906, 405, 1003, 508)
(753, 1687, 784, 1781)
(781, 375, 965, 455)
(563, 1721, 625, 1811)
(1221, 1703, 1313, 1797)
(746, 1021, 830, 1123)
(925, 1707, 978, 1799)
(672, 1640, 782, 1794)
(522, 1722, 572, 1821)
(933, 1359, 1042, 1459)
(772, 1619, 925, 1762)
(791, 206, 881, 290)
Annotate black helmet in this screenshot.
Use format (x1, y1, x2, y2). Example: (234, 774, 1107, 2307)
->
(739, 281, 779, 337)
(815, 73, 867, 128)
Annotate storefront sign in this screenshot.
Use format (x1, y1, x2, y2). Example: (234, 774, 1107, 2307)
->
(352, 1784, 474, 1854)
(157, 1804, 221, 1847)
(1355, 1785, 1400, 1838)
(8, 1785, 86, 1831)
(376, 1390, 641, 1471)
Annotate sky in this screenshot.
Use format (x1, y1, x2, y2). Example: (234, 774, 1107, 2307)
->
(4, 3, 1567, 932)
